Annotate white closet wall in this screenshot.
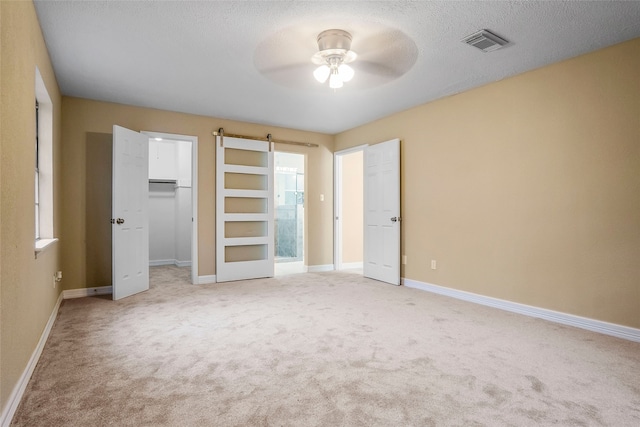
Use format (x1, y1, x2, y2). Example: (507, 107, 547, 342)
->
(149, 139, 192, 266)
(149, 183, 177, 263)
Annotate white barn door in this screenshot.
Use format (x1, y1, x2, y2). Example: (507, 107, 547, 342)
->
(216, 136, 274, 282)
(112, 125, 149, 299)
(363, 138, 400, 285)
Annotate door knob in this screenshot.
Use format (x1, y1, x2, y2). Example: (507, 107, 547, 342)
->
(116, 218, 125, 225)
(390, 217, 401, 222)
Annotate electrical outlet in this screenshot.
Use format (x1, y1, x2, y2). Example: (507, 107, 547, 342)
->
(431, 260, 437, 270)
(402, 255, 407, 265)
(53, 271, 62, 288)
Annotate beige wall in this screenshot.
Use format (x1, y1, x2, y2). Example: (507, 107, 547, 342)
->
(341, 151, 363, 264)
(0, 0, 63, 413)
(85, 133, 113, 288)
(1, 5, 638, 420)
(61, 97, 334, 290)
(335, 38, 640, 328)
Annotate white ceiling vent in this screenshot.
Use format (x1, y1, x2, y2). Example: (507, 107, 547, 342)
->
(462, 30, 508, 52)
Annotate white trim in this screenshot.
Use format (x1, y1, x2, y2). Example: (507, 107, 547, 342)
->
(308, 264, 335, 273)
(340, 262, 363, 270)
(334, 153, 343, 271)
(223, 189, 268, 199)
(224, 164, 269, 175)
(196, 275, 217, 285)
(189, 134, 198, 285)
(63, 286, 112, 299)
(222, 137, 269, 152)
(402, 278, 640, 343)
(223, 236, 270, 246)
(149, 259, 175, 267)
(35, 67, 54, 243)
(34, 237, 58, 255)
(334, 144, 369, 156)
(142, 131, 198, 285)
(333, 144, 367, 271)
(149, 259, 192, 267)
(224, 213, 269, 222)
(1, 292, 63, 427)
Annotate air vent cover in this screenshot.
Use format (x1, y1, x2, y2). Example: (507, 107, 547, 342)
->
(462, 30, 508, 52)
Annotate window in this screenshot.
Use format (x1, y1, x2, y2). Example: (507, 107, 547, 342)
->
(34, 67, 56, 253)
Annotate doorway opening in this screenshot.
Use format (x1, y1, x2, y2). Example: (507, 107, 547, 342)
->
(334, 146, 365, 273)
(142, 131, 198, 284)
(274, 152, 305, 276)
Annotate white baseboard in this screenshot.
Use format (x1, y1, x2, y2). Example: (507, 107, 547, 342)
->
(402, 278, 640, 343)
(339, 262, 363, 270)
(308, 264, 335, 273)
(150, 259, 192, 267)
(149, 259, 174, 266)
(1, 292, 63, 427)
(197, 275, 217, 284)
(63, 286, 112, 299)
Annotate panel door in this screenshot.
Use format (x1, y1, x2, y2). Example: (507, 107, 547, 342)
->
(112, 125, 149, 299)
(363, 138, 400, 285)
(216, 136, 274, 282)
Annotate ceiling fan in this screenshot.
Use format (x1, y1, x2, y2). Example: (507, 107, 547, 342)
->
(254, 25, 418, 91)
(311, 29, 357, 89)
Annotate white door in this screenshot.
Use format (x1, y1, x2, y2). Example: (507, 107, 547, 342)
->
(216, 136, 274, 282)
(112, 125, 149, 300)
(363, 138, 401, 285)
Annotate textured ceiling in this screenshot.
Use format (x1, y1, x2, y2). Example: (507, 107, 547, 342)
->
(34, 1, 640, 134)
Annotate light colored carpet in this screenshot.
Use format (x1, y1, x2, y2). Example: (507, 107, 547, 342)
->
(12, 266, 640, 426)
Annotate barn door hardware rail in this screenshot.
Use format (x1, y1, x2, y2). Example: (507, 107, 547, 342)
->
(212, 128, 319, 148)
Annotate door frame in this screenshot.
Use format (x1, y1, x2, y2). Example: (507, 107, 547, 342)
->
(142, 131, 198, 285)
(333, 144, 367, 271)
(274, 150, 307, 275)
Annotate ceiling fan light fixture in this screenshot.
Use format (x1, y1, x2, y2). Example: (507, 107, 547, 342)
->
(329, 69, 343, 89)
(314, 65, 330, 83)
(338, 64, 354, 82)
(311, 29, 357, 89)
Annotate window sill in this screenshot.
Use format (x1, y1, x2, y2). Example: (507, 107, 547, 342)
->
(35, 238, 59, 256)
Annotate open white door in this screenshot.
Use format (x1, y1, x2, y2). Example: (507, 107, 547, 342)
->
(364, 138, 400, 285)
(216, 135, 274, 282)
(112, 125, 149, 300)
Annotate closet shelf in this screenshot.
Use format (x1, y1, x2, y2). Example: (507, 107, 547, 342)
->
(149, 179, 177, 184)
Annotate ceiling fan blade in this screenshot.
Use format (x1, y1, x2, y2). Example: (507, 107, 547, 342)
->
(352, 29, 418, 79)
(255, 62, 319, 88)
(258, 63, 312, 75)
(353, 29, 414, 56)
(355, 60, 405, 78)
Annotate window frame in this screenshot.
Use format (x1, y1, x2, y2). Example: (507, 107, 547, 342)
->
(35, 100, 41, 240)
(34, 67, 57, 254)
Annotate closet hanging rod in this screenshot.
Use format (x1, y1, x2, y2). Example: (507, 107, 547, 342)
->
(212, 128, 319, 148)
